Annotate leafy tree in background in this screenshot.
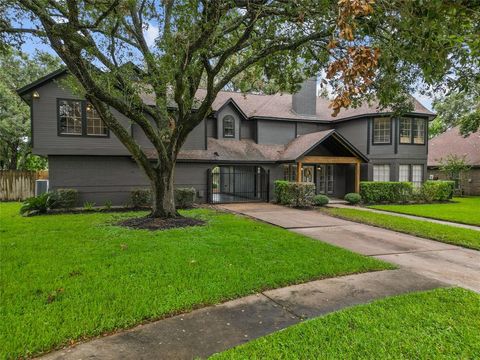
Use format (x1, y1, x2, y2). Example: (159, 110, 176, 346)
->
(438, 154, 471, 193)
(430, 81, 480, 138)
(0, 48, 60, 170)
(1, 0, 478, 218)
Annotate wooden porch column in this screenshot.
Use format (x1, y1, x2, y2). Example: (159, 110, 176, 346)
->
(296, 162, 302, 182)
(355, 162, 360, 193)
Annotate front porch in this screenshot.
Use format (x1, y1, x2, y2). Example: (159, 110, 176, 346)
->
(280, 130, 368, 198)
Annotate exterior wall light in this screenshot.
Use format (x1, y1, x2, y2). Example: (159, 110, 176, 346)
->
(32, 91, 40, 99)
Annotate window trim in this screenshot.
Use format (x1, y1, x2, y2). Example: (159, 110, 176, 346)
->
(372, 117, 392, 145)
(57, 98, 109, 138)
(373, 164, 391, 182)
(222, 115, 235, 138)
(398, 117, 426, 145)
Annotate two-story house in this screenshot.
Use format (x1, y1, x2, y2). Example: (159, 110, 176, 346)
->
(17, 71, 434, 205)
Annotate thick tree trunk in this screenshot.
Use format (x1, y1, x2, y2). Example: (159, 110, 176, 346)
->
(150, 165, 178, 218)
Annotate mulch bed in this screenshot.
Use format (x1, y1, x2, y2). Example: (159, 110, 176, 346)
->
(117, 216, 205, 231)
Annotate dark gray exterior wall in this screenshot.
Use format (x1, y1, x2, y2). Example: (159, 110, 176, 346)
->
(335, 117, 428, 181)
(31, 79, 130, 156)
(49, 155, 211, 205)
(257, 120, 296, 144)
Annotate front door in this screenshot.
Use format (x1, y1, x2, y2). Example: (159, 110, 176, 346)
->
(317, 164, 334, 194)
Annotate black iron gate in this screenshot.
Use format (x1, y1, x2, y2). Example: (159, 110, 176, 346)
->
(207, 166, 270, 204)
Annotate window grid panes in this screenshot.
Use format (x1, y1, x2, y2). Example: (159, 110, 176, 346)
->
(398, 165, 410, 182)
(223, 116, 235, 138)
(317, 165, 326, 193)
(373, 165, 390, 182)
(373, 118, 391, 144)
(326, 165, 334, 193)
(59, 100, 82, 135)
(413, 119, 425, 144)
(86, 103, 108, 136)
(399, 118, 412, 144)
(412, 165, 423, 187)
(282, 164, 297, 182)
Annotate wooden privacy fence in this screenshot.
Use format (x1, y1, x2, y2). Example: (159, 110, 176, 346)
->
(0, 170, 48, 201)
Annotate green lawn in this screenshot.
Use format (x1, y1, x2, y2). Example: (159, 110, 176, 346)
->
(0, 203, 390, 359)
(212, 288, 480, 359)
(370, 197, 480, 226)
(323, 207, 480, 250)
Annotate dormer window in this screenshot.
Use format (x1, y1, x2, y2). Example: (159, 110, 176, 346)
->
(58, 99, 108, 137)
(223, 115, 235, 138)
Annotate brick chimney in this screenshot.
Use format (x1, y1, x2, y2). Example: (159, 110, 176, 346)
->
(292, 77, 317, 116)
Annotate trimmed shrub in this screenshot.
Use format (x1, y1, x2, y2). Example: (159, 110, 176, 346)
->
(420, 181, 455, 202)
(48, 188, 78, 209)
(344, 192, 362, 204)
(175, 187, 196, 209)
(313, 194, 329, 206)
(130, 189, 151, 207)
(360, 182, 413, 204)
(20, 193, 50, 216)
(274, 180, 316, 208)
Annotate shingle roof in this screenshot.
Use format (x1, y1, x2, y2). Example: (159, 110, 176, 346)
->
(428, 127, 480, 167)
(141, 88, 434, 122)
(146, 129, 366, 162)
(19, 68, 434, 121)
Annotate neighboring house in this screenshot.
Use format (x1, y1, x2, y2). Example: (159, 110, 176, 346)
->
(428, 127, 480, 196)
(17, 71, 434, 205)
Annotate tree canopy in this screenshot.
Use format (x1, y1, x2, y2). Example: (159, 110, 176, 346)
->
(0, 47, 60, 170)
(1, 0, 478, 217)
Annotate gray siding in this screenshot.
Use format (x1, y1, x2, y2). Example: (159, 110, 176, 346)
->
(257, 120, 295, 144)
(296, 122, 330, 136)
(32, 78, 130, 156)
(49, 156, 211, 205)
(206, 117, 217, 138)
(240, 120, 254, 140)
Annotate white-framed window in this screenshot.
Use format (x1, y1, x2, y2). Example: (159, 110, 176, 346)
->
(399, 118, 425, 144)
(373, 118, 391, 144)
(223, 115, 235, 138)
(399, 118, 412, 144)
(412, 165, 423, 187)
(413, 119, 425, 144)
(399, 164, 410, 182)
(86, 103, 108, 136)
(373, 164, 390, 182)
(58, 99, 83, 135)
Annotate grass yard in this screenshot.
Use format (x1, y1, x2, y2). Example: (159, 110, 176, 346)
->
(369, 197, 480, 226)
(212, 287, 480, 359)
(0, 203, 391, 359)
(322, 207, 480, 250)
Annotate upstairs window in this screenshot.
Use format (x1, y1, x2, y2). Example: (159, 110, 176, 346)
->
(413, 119, 425, 144)
(399, 118, 412, 144)
(58, 100, 82, 135)
(58, 99, 108, 137)
(86, 103, 108, 136)
(373, 118, 391, 144)
(223, 115, 235, 138)
(399, 118, 425, 144)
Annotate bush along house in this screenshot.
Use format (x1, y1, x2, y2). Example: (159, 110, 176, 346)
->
(17, 71, 435, 205)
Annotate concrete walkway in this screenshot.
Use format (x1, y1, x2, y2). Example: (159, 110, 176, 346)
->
(39, 203, 478, 360)
(220, 203, 480, 292)
(41, 270, 444, 360)
(328, 203, 480, 231)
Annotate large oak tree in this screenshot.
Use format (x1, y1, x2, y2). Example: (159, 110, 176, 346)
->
(1, 0, 478, 217)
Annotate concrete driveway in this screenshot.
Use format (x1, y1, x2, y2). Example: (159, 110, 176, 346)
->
(219, 203, 480, 292)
